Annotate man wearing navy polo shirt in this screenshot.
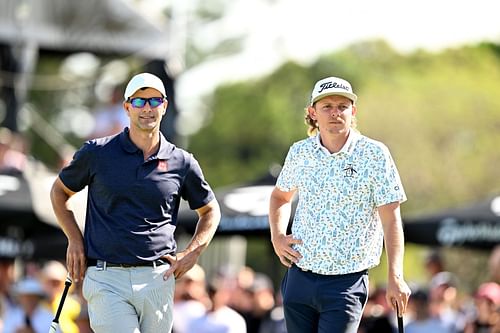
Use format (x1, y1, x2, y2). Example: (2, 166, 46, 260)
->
(269, 76, 411, 333)
(50, 72, 221, 333)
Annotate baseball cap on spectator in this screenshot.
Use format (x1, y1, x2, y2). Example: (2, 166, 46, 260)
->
(0, 232, 21, 260)
(14, 277, 46, 297)
(310, 76, 357, 105)
(249, 273, 274, 293)
(182, 264, 206, 283)
(41, 260, 68, 282)
(430, 271, 459, 289)
(124, 73, 166, 99)
(476, 282, 500, 305)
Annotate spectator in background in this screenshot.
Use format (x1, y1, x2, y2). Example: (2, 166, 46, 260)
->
(89, 85, 129, 139)
(187, 275, 247, 333)
(74, 301, 93, 333)
(0, 43, 20, 133)
(493, 317, 500, 333)
(0, 256, 18, 331)
(0, 127, 27, 172)
(228, 266, 282, 332)
(464, 282, 500, 333)
(358, 285, 395, 333)
(258, 289, 287, 333)
(242, 272, 276, 333)
(229, 266, 256, 318)
(404, 288, 452, 333)
(3, 277, 60, 333)
(429, 271, 465, 333)
(424, 250, 446, 279)
(489, 246, 500, 284)
(40, 261, 80, 333)
(173, 264, 210, 333)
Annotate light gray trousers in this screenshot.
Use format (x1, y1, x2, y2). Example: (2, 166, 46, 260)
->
(83, 264, 175, 333)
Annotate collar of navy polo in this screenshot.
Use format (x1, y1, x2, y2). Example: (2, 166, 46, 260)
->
(118, 127, 174, 160)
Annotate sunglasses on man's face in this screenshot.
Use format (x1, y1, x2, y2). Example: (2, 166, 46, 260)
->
(128, 97, 165, 108)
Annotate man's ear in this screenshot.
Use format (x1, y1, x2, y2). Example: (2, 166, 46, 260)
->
(162, 100, 169, 115)
(123, 101, 131, 116)
(352, 105, 357, 117)
(307, 105, 316, 120)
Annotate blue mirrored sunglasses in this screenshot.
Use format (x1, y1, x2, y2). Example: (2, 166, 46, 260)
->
(128, 97, 165, 108)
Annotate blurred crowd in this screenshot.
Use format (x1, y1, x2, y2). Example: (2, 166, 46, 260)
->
(0, 258, 90, 333)
(0, 246, 499, 333)
(359, 247, 500, 333)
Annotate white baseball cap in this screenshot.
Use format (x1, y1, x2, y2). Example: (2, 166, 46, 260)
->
(182, 264, 206, 282)
(124, 73, 166, 100)
(310, 76, 357, 105)
(41, 260, 68, 282)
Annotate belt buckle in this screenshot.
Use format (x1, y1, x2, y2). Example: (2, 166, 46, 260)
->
(96, 260, 107, 271)
(153, 259, 167, 269)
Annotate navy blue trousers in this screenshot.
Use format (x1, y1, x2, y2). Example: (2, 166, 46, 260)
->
(281, 265, 368, 333)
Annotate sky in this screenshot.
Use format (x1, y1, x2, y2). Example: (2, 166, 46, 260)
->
(129, 0, 500, 135)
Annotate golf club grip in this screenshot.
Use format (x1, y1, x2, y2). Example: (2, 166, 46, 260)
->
(395, 302, 404, 333)
(48, 321, 59, 333)
(54, 277, 72, 322)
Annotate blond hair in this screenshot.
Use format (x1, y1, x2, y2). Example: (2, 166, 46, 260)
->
(304, 104, 357, 136)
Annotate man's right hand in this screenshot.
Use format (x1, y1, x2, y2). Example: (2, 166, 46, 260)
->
(66, 238, 86, 282)
(271, 234, 302, 267)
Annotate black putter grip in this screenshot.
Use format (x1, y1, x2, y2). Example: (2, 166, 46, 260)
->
(395, 302, 404, 333)
(54, 277, 72, 321)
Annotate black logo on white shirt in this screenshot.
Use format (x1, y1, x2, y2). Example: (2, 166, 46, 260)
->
(343, 164, 357, 177)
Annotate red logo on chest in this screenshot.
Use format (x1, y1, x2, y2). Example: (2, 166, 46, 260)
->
(158, 160, 168, 172)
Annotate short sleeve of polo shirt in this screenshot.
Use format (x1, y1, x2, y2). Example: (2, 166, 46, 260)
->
(275, 143, 301, 192)
(372, 144, 407, 207)
(59, 141, 95, 192)
(180, 153, 215, 210)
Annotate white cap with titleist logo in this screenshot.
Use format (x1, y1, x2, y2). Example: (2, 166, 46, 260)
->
(124, 73, 166, 100)
(310, 76, 357, 105)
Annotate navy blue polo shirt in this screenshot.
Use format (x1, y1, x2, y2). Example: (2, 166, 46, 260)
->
(59, 128, 215, 264)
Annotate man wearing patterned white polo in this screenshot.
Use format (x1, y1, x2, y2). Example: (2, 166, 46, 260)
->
(268, 76, 411, 333)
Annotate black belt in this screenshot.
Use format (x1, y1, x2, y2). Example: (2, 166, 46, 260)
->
(87, 258, 167, 268)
